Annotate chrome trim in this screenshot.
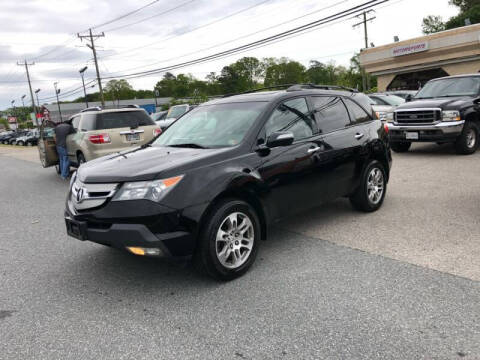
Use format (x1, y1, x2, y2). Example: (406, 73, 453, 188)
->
(395, 107, 442, 112)
(119, 129, 145, 135)
(307, 146, 321, 153)
(387, 120, 465, 134)
(71, 180, 118, 210)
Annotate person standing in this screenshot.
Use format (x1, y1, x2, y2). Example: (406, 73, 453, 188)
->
(54, 122, 74, 180)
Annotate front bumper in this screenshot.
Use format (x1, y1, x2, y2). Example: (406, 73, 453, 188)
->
(64, 198, 198, 258)
(387, 121, 464, 142)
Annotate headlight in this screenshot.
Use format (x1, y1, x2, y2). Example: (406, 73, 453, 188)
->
(442, 110, 461, 122)
(112, 175, 183, 202)
(385, 112, 394, 123)
(375, 111, 387, 121)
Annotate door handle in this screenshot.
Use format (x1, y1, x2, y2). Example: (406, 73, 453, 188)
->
(307, 146, 322, 153)
(355, 133, 364, 140)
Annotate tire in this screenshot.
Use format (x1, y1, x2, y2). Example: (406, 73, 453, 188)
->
(350, 160, 387, 212)
(455, 122, 478, 155)
(195, 199, 260, 281)
(390, 141, 411, 153)
(26, 142, 33, 147)
(77, 152, 86, 166)
(17, 141, 24, 146)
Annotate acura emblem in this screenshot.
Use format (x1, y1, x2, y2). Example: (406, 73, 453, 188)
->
(76, 187, 86, 203)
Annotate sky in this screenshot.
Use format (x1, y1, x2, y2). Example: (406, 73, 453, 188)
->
(0, 0, 459, 111)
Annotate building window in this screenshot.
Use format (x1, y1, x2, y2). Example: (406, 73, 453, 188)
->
(387, 68, 449, 91)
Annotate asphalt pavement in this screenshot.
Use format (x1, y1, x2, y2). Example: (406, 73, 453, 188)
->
(0, 145, 479, 359)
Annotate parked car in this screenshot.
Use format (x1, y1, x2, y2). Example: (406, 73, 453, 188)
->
(7, 131, 28, 145)
(386, 90, 418, 100)
(64, 84, 392, 280)
(368, 93, 405, 121)
(0, 131, 14, 144)
(388, 74, 480, 154)
(151, 111, 167, 122)
(38, 108, 161, 169)
(15, 131, 39, 146)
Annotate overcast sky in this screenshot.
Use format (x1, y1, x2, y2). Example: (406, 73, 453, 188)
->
(0, 0, 459, 110)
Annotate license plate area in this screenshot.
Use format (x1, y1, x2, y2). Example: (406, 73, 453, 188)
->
(126, 133, 140, 142)
(405, 132, 419, 140)
(65, 217, 88, 241)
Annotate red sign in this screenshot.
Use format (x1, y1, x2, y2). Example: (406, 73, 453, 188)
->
(7, 116, 17, 124)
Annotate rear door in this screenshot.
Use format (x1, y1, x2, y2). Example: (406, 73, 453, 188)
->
(37, 120, 58, 167)
(66, 115, 81, 162)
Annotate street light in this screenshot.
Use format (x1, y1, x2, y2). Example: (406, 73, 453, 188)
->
(11, 100, 17, 130)
(21, 95, 26, 108)
(34, 89, 41, 111)
(79, 66, 88, 108)
(54, 82, 62, 121)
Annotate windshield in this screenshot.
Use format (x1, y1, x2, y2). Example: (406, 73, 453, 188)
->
(416, 77, 480, 99)
(153, 102, 267, 148)
(166, 105, 188, 119)
(378, 95, 405, 106)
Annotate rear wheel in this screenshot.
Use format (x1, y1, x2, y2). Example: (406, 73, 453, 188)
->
(26, 142, 33, 147)
(455, 122, 478, 155)
(390, 141, 411, 153)
(17, 141, 24, 146)
(195, 199, 260, 281)
(350, 160, 387, 212)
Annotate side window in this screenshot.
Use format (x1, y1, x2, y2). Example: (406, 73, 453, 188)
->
(344, 98, 372, 124)
(311, 96, 350, 133)
(370, 96, 387, 105)
(71, 116, 81, 130)
(265, 97, 314, 141)
(79, 114, 96, 131)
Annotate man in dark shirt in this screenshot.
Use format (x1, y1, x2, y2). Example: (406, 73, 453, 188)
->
(54, 122, 75, 179)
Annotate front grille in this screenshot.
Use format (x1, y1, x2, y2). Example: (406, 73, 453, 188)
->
(71, 180, 118, 211)
(395, 109, 440, 124)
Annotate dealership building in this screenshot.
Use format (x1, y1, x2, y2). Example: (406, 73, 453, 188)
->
(359, 24, 480, 91)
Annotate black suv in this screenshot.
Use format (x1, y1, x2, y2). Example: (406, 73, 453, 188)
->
(388, 74, 480, 154)
(64, 85, 392, 280)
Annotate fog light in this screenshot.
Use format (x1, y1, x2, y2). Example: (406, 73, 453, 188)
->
(127, 247, 162, 256)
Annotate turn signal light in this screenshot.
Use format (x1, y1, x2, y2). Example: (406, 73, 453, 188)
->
(127, 247, 145, 256)
(384, 123, 389, 134)
(89, 133, 111, 144)
(153, 128, 162, 137)
(127, 247, 162, 256)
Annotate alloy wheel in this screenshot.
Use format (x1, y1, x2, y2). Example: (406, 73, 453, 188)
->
(215, 212, 254, 269)
(367, 167, 384, 205)
(466, 128, 476, 149)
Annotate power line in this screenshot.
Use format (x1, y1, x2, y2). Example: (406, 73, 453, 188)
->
(102, 0, 388, 81)
(101, 0, 199, 33)
(103, 0, 349, 75)
(99, 0, 276, 60)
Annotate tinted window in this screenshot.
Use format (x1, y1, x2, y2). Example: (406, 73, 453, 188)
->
(311, 96, 350, 133)
(369, 96, 387, 105)
(167, 105, 188, 119)
(416, 77, 480, 98)
(96, 111, 155, 130)
(265, 97, 314, 140)
(344, 98, 371, 124)
(79, 114, 96, 131)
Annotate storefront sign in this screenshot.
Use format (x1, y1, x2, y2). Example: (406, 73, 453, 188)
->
(392, 42, 429, 57)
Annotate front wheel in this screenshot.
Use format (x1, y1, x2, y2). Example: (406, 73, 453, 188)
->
(17, 141, 24, 146)
(350, 160, 387, 212)
(390, 141, 411, 153)
(455, 122, 478, 155)
(77, 152, 86, 166)
(195, 199, 260, 281)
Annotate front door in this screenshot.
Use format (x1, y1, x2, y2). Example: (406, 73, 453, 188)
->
(255, 97, 323, 221)
(37, 120, 58, 168)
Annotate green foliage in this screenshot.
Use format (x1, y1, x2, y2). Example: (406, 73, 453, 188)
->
(422, 0, 480, 34)
(104, 79, 135, 104)
(0, 117, 8, 129)
(264, 58, 306, 86)
(422, 15, 446, 34)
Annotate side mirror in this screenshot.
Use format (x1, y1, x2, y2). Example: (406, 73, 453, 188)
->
(405, 94, 413, 102)
(266, 131, 294, 148)
(473, 97, 480, 105)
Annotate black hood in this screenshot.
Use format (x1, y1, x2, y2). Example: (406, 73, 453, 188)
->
(396, 96, 471, 111)
(77, 145, 231, 183)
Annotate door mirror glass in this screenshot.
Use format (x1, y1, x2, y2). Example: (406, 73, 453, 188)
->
(405, 94, 413, 102)
(266, 131, 294, 148)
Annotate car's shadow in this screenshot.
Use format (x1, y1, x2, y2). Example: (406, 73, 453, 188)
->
(401, 142, 458, 156)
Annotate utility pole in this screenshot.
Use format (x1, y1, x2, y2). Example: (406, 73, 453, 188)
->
(353, 10, 376, 92)
(79, 66, 89, 108)
(54, 82, 62, 121)
(78, 29, 105, 106)
(17, 60, 38, 127)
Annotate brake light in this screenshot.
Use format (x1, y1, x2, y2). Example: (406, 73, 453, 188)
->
(384, 123, 389, 134)
(153, 128, 162, 137)
(89, 133, 111, 144)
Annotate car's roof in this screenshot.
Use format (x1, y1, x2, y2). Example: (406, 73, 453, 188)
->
(202, 89, 359, 105)
(429, 73, 480, 82)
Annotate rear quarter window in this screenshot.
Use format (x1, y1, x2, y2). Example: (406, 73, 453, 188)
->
(96, 111, 155, 130)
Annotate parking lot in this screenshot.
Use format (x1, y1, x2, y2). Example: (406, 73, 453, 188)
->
(1, 143, 479, 359)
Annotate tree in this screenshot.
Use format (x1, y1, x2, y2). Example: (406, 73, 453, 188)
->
(104, 79, 135, 106)
(450, 0, 480, 12)
(263, 58, 306, 86)
(445, 4, 480, 29)
(422, 15, 446, 34)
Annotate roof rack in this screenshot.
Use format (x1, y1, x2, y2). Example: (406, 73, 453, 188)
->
(222, 84, 296, 98)
(80, 106, 102, 113)
(287, 84, 358, 92)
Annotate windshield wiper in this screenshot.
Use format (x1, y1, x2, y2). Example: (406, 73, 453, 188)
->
(169, 143, 208, 149)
